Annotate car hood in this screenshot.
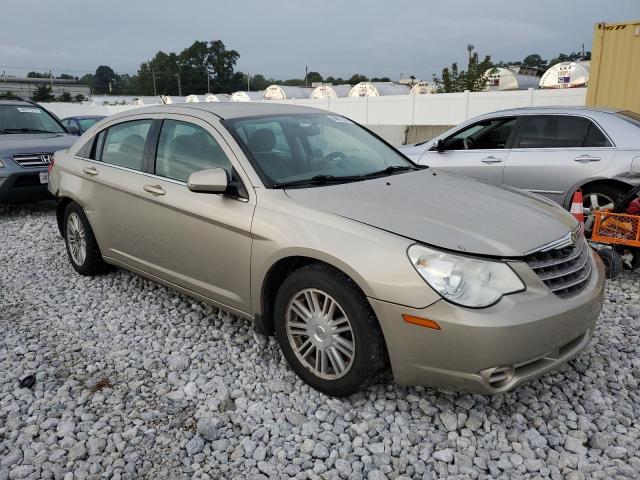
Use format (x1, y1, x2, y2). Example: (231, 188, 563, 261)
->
(284, 169, 578, 257)
(0, 133, 76, 157)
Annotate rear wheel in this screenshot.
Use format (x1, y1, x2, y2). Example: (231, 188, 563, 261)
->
(63, 203, 109, 276)
(582, 184, 627, 234)
(274, 264, 387, 397)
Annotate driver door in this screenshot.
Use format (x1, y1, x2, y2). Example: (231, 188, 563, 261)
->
(420, 116, 518, 184)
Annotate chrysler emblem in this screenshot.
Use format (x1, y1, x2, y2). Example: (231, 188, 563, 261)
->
(570, 232, 578, 245)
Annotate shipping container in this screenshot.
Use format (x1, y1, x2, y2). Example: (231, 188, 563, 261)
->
(263, 85, 313, 100)
(348, 82, 410, 97)
(484, 66, 541, 91)
(309, 84, 352, 99)
(586, 20, 640, 112)
(231, 91, 265, 102)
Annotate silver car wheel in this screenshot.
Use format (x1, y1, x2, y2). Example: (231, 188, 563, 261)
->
(583, 193, 615, 232)
(66, 212, 87, 266)
(285, 288, 355, 380)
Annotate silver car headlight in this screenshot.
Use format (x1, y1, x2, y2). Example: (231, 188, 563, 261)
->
(407, 244, 525, 308)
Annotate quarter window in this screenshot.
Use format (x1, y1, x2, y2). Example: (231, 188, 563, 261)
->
(517, 116, 611, 148)
(155, 120, 232, 182)
(443, 118, 516, 150)
(100, 120, 152, 170)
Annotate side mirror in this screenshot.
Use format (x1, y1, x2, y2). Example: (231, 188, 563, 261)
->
(187, 168, 229, 194)
(66, 124, 79, 135)
(436, 139, 446, 152)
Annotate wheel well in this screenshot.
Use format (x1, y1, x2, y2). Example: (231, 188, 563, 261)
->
(56, 197, 73, 236)
(565, 179, 632, 209)
(259, 256, 370, 337)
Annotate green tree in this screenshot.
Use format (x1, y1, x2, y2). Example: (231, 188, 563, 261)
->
(94, 65, 121, 94)
(250, 74, 269, 91)
(370, 77, 391, 82)
(57, 74, 76, 80)
(433, 51, 493, 93)
(57, 91, 72, 102)
(31, 85, 54, 102)
(522, 54, 546, 69)
(74, 94, 87, 102)
(27, 71, 51, 78)
(348, 74, 368, 84)
(306, 71, 323, 84)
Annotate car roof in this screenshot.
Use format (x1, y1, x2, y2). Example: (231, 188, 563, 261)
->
(0, 99, 35, 106)
(485, 105, 622, 116)
(63, 115, 105, 120)
(119, 102, 324, 120)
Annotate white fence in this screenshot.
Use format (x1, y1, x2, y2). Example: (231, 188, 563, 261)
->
(41, 88, 586, 127)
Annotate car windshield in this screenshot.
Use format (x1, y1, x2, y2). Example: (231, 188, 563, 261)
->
(616, 110, 640, 127)
(78, 118, 101, 130)
(224, 113, 414, 187)
(0, 105, 65, 134)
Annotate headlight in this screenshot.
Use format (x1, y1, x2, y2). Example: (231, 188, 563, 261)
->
(0, 159, 5, 168)
(407, 244, 525, 308)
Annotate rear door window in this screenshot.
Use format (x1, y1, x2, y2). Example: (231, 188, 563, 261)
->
(155, 120, 232, 182)
(100, 120, 152, 170)
(516, 115, 611, 148)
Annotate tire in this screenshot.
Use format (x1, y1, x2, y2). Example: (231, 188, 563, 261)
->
(582, 184, 628, 236)
(273, 263, 388, 397)
(63, 202, 109, 276)
(596, 248, 623, 279)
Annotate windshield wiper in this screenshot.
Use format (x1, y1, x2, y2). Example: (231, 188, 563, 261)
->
(361, 165, 421, 179)
(0, 128, 59, 134)
(272, 174, 364, 189)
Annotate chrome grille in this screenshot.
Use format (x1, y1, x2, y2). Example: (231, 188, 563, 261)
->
(525, 235, 592, 298)
(11, 153, 53, 168)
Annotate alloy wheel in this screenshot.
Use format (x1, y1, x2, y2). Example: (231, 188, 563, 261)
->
(66, 212, 87, 266)
(583, 192, 615, 233)
(285, 288, 355, 380)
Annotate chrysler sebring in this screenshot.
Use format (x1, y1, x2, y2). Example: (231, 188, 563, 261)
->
(48, 103, 605, 396)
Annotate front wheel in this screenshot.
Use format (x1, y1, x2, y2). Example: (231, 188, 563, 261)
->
(274, 264, 387, 397)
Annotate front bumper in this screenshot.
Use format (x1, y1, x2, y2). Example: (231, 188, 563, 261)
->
(369, 249, 606, 394)
(0, 162, 52, 203)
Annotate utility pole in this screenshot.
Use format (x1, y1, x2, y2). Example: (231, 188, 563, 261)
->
(466, 44, 474, 70)
(49, 69, 54, 89)
(247, 73, 250, 91)
(207, 73, 210, 93)
(151, 68, 158, 95)
(305, 66, 308, 86)
(175, 73, 182, 96)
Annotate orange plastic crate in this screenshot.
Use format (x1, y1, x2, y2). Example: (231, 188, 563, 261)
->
(591, 210, 640, 247)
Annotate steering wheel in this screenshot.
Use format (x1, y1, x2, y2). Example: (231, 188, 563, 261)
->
(463, 137, 475, 150)
(318, 151, 347, 169)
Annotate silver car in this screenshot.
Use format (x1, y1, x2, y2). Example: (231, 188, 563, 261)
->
(400, 107, 640, 228)
(48, 103, 605, 397)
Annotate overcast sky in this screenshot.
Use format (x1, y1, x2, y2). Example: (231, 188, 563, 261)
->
(1, 0, 638, 81)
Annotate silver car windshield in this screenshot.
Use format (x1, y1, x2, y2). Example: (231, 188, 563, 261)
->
(225, 113, 414, 187)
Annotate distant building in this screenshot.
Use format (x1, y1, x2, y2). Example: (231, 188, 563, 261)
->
(0, 76, 91, 99)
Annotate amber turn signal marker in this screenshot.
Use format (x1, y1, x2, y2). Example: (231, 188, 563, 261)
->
(402, 314, 441, 330)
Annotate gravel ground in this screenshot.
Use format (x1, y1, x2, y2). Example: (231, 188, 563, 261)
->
(1, 201, 639, 480)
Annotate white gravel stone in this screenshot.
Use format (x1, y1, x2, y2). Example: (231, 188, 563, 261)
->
(1, 201, 639, 479)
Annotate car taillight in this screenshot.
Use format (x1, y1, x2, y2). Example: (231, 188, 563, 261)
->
(47, 156, 55, 174)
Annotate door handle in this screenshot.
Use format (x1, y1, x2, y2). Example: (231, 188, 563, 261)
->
(574, 155, 601, 163)
(481, 156, 503, 164)
(82, 167, 99, 176)
(143, 184, 166, 196)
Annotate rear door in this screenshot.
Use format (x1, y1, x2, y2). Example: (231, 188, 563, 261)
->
(78, 117, 158, 265)
(504, 115, 616, 204)
(419, 116, 518, 184)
